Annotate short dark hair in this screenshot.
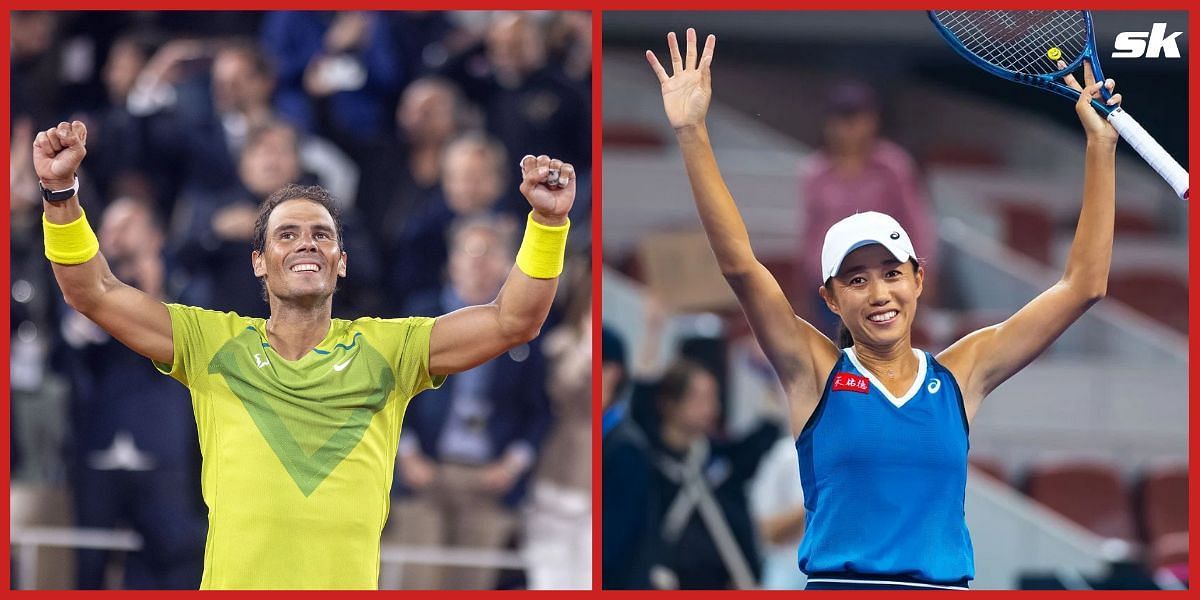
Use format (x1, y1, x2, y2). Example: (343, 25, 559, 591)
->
(657, 359, 712, 408)
(218, 38, 275, 81)
(252, 184, 344, 254)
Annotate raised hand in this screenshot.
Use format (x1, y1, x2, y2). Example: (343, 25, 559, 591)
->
(646, 28, 716, 131)
(1060, 58, 1121, 145)
(519, 154, 575, 226)
(33, 120, 88, 190)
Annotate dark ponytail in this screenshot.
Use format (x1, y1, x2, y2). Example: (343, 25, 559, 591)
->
(835, 321, 854, 349)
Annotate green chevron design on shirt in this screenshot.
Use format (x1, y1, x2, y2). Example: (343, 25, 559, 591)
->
(207, 328, 396, 496)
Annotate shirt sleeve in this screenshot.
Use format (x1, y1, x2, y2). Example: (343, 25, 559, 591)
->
(390, 316, 446, 398)
(152, 303, 205, 386)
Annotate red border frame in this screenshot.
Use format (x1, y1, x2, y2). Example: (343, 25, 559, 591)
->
(3, 4, 1197, 597)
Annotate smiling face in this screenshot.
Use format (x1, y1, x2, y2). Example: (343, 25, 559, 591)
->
(819, 243, 923, 349)
(252, 199, 346, 306)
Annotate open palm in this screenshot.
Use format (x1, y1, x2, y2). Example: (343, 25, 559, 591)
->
(647, 29, 716, 131)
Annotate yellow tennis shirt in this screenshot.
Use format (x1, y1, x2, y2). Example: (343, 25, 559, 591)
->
(153, 304, 444, 589)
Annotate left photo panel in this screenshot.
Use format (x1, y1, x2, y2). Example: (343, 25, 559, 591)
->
(8, 10, 593, 590)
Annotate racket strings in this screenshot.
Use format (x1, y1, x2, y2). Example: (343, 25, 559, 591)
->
(934, 10, 1087, 75)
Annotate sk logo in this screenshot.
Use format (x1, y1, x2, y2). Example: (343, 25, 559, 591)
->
(254, 353, 270, 368)
(927, 379, 942, 394)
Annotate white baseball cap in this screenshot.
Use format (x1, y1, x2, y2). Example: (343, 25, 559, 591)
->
(820, 211, 916, 282)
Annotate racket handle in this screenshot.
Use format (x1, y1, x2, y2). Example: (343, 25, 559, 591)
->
(1107, 108, 1189, 201)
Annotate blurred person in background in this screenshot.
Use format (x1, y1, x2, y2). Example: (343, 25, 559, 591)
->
(260, 11, 406, 150)
(600, 324, 659, 590)
(545, 11, 592, 87)
(644, 360, 777, 590)
(387, 132, 513, 309)
(798, 79, 938, 334)
(169, 121, 311, 317)
(11, 11, 64, 126)
(446, 11, 590, 206)
(749, 433, 807, 590)
(62, 195, 206, 589)
(524, 262, 591, 589)
(385, 215, 552, 590)
(128, 37, 359, 204)
(81, 32, 157, 205)
(358, 76, 476, 249)
(10, 116, 75, 485)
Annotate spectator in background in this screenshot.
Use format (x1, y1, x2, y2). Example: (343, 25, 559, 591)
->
(384, 215, 551, 590)
(749, 437, 807, 590)
(601, 325, 660, 589)
(62, 196, 206, 589)
(385, 12, 469, 79)
(260, 11, 405, 149)
(387, 132, 512, 310)
(738, 336, 808, 590)
(11, 12, 63, 126)
(600, 326, 630, 437)
(169, 121, 310, 316)
(128, 38, 359, 204)
(798, 80, 937, 333)
(545, 11, 592, 87)
(447, 12, 590, 198)
(11, 116, 75, 485)
(357, 76, 475, 249)
(645, 360, 777, 590)
(81, 32, 156, 204)
(525, 267, 591, 589)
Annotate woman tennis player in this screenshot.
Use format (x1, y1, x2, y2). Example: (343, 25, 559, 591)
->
(646, 29, 1120, 590)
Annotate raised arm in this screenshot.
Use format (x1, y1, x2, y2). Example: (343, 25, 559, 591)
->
(646, 29, 838, 403)
(35, 121, 174, 365)
(939, 62, 1119, 421)
(427, 155, 573, 376)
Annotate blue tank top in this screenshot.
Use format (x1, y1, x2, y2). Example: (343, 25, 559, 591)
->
(795, 348, 974, 585)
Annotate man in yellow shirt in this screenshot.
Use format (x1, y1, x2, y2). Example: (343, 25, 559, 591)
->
(35, 120, 575, 589)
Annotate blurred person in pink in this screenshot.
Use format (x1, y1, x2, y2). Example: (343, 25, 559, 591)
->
(798, 80, 937, 331)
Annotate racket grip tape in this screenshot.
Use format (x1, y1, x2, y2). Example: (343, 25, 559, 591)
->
(1107, 108, 1189, 201)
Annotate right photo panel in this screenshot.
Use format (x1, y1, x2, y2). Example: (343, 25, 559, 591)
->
(600, 11, 1189, 591)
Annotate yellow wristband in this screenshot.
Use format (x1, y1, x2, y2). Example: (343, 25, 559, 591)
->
(43, 209, 100, 265)
(515, 212, 570, 279)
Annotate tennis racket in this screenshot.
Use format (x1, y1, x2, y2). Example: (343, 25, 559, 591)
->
(928, 10, 1189, 201)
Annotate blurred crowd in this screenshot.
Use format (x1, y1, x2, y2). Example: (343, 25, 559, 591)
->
(10, 10, 591, 590)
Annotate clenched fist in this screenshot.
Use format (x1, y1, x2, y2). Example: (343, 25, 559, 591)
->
(33, 120, 88, 190)
(518, 154, 575, 227)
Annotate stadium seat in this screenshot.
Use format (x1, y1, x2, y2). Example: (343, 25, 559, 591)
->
(1106, 272, 1188, 334)
(999, 202, 1054, 264)
(603, 122, 666, 148)
(1025, 461, 1137, 543)
(1112, 209, 1159, 235)
(968, 456, 1009, 485)
(1137, 465, 1187, 572)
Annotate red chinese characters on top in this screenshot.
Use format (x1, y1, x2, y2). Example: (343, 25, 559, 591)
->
(832, 372, 870, 394)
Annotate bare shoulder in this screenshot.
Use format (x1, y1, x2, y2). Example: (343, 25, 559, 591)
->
(937, 326, 994, 383)
(935, 324, 999, 418)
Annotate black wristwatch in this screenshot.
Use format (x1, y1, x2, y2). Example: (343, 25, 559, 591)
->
(39, 176, 79, 203)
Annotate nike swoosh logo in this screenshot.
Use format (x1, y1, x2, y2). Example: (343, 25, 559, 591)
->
(333, 357, 353, 372)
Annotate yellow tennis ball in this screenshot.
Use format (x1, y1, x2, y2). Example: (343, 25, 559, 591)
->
(1047, 47, 1062, 61)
